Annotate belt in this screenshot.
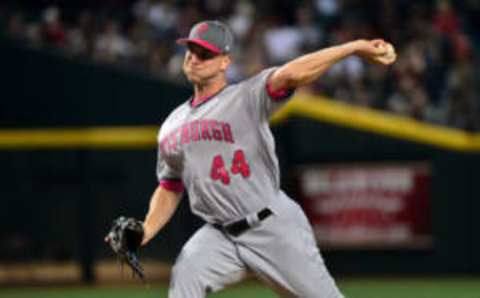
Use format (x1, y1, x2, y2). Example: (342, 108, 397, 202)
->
(212, 208, 273, 237)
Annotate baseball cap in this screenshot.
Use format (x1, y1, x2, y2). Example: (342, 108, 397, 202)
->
(176, 20, 234, 54)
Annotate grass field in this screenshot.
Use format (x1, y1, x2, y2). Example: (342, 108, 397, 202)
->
(2, 278, 480, 298)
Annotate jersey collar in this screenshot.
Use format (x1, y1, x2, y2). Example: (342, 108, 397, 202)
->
(190, 85, 228, 108)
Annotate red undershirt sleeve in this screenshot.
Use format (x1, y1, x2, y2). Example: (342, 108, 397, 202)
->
(266, 81, 295, 102)
(159, 179, 185, 193)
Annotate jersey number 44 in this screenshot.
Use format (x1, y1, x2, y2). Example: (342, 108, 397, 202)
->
(210, 149, 250, 185)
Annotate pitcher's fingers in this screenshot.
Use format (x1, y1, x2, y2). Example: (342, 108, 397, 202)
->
(372, 44, 388, 55)
(372, 39, 387, 46)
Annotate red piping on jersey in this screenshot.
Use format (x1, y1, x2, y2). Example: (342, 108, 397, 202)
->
(266, 82, 294, 102)
(190, 85, 228, 108)
(191, 93, 214, 107)
(159, 179, 185, 193)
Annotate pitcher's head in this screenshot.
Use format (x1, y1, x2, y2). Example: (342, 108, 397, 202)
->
(177, 21, 234, 84)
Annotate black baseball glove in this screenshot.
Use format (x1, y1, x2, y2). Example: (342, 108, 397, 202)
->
(106, 216, 145, 280)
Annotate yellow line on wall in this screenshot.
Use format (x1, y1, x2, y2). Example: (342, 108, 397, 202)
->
(1, 94, 480, 151)
(0, 126, 158, 149)
(271, 94, 478, 152)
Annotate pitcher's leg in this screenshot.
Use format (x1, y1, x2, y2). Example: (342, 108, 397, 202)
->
(237, 204, 344, 298)
(169, 224, 246, 298)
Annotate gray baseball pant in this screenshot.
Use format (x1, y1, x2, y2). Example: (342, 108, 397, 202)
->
(168, 201, 344, 298)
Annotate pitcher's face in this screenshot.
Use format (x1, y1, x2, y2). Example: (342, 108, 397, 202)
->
(183, 43, 230, 84)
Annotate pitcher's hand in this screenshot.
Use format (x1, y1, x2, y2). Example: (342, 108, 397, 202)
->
(355, 39, 396, 65)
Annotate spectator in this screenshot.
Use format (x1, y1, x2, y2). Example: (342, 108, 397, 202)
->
(25, 22, 44, 48)
(0, 0, 477, 131)
(295, 4, 324, 52)
(446, 87, 478, 131)
(94, 20, 133, 63)
(263, 17, 303, 64)
(145, 0, 179, 38)
(42, 6, 66, 47)
(433, 0, 460, 37)
(65, 27, 88, 57)
(314, 0, 340, 27)
(6, 12, 26, 40)
(76, 10, 96, 55)
(228, 0, 254, 43)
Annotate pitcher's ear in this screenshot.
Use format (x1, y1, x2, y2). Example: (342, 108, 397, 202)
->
(220, 55, 231, 70)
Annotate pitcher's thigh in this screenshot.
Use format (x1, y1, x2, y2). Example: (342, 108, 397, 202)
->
(238, 213, 344, 298)
(169, 225, 247, 298)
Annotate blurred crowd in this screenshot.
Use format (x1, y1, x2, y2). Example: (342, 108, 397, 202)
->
(1, 0, 480, 130)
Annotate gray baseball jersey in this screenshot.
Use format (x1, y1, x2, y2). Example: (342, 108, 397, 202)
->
(157, 67, 344, 297)
(157, 67, 289, 224)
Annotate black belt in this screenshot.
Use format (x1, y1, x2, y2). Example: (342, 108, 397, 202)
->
(212, 208, 273, 237)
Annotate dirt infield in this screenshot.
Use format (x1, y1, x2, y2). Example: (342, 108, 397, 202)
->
(0, 261, 171, 285)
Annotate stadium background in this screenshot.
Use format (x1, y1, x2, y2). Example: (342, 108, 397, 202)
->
(1, 0, 480, 297)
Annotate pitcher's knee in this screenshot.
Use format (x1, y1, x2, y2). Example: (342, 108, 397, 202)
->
(171, 259, 202, 286)
(169, 254, 212, 298)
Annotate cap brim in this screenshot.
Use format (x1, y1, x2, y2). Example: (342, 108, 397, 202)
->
(176, 38, 222, 54)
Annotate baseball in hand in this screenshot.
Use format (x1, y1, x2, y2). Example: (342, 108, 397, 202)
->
(377, 42, 396, 64)
(383, 43, 396, 60)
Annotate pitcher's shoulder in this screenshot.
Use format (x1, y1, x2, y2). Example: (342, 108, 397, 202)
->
(162, 100, 190, 122)
(157, 100, 190, 135)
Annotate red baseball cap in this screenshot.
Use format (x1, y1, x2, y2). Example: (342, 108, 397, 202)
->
(177, 20, 234, 54)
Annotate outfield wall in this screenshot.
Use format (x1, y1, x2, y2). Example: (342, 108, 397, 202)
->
(276, 118, 479, 274)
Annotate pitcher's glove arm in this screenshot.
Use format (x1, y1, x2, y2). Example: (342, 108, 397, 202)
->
(106, 216, 145, 280)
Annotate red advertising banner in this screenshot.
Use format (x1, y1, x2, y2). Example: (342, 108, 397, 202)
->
(299, 163, 432, 249)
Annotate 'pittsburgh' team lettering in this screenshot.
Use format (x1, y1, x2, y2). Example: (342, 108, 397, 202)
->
(160, 119, 234, 153)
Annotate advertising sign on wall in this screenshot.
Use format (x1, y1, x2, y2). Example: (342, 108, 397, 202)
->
(299, 163, 432, 249)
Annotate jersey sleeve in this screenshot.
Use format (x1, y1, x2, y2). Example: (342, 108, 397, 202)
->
(156, 139, 185, 193)
(243, 67, 295, 121)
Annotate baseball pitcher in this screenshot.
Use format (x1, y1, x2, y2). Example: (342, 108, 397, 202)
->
(139, 20, 395, 297)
